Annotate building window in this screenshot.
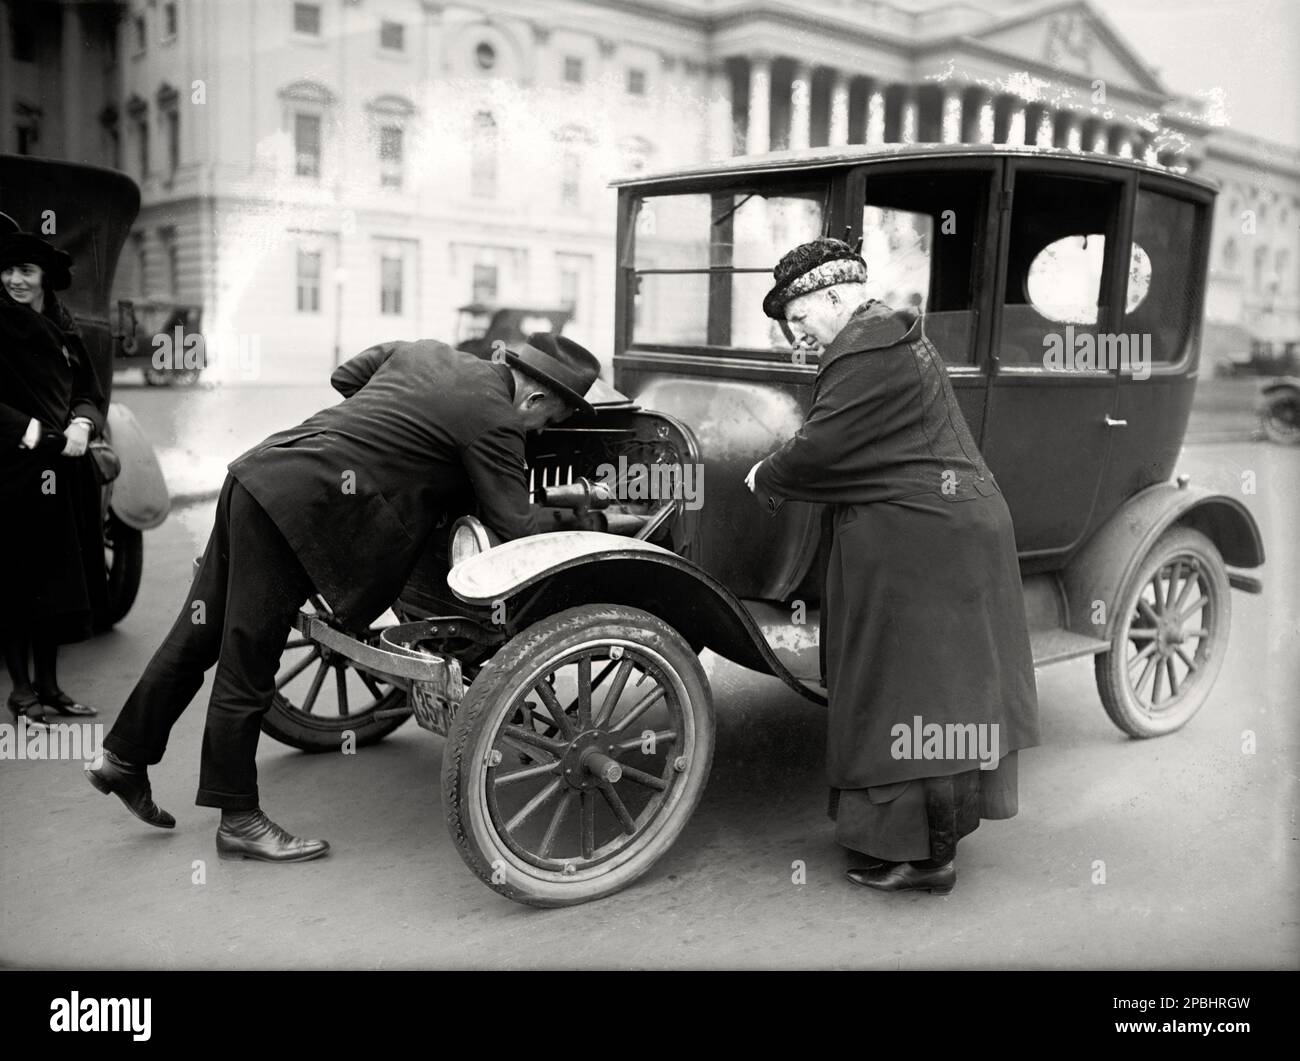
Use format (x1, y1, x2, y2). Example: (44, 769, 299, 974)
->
(563, 56, 584, 84)
(380, 21, 404, 51)
(135, 114, 150, 178)
(560, 268, 579, 315)
(16, 119, 39, 155)
(471, 111, 498, 198)
(472, 263, 498, 304)
(560, 151, 580, 210)
(159, 228, 178, 295)
(627, 68, 646, 95)
(297, 250, 321, 312)
(378, 125, 403, 187)
(133, 15, 146, 52)
(163, 3, 178, 40)
(293, 3, 321, 36)
(476, 42, 496, 70)
(381, 256, 403, 315)
(294, 113, 321, 178)
(164, 109, 179, 175)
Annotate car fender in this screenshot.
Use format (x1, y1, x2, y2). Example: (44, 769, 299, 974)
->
(1061, 482, 1264, 640)
(449, 531, 826, 705)
(1257, 377, 1300, 406)
(106, 403, 170, 530)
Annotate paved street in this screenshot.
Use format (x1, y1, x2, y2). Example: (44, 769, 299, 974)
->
(0, 383, 1296, 969)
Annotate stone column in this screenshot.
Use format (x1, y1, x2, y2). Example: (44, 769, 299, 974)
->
(61, 4, 83, 160)
(1064, 113, 1083, 152)
(1115, 127, 1135, 158)
(900, 86, 917, 144)
(708, 62, 735, 159)
(865, 83, 885, 144)
(1090, 123, 1109, 153)
(789, 62, 811, 151)
(747, 54, 771, 154)
(1035, 107, 1055, 148)
(828, 70, 850, 147)
(1006, 101, 1027, 145)
(976, 92, 995, 143)
(941, 86, 963, 144)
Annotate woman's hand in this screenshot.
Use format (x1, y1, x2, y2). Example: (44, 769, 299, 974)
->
(61, 420, 91, 457)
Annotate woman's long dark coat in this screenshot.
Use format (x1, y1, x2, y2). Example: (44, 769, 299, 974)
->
(0, 290, 107, 642)
(753, 301, 1040, 793)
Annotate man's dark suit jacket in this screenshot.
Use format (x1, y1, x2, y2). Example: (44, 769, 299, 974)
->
(228, 339, 538, 627)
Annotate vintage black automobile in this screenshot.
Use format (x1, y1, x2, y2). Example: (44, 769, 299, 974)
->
(266, 144, 1265, 906)
(0, 154, 170, 627)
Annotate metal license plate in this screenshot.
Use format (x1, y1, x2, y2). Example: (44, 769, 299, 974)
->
(409, 681, 459, 737)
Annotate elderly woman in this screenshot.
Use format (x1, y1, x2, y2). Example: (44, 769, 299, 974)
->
(747, 238, 1039, 895)
(0, 229, 105, 724)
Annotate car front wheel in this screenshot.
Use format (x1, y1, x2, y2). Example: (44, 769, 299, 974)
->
(442, 605, 715, 907)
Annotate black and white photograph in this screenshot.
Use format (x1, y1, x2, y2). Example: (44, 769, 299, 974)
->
(0, 0, 1296, 1023)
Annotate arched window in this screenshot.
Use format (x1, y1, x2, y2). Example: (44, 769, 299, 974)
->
(471, 111, 498, 198)
(1221, 238, 1238, 272)
(619, 135, 654, 174)
(367, 95, 415, 189)
(279, 79, 337, 180)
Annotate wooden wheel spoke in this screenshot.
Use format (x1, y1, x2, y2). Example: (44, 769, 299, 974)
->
(1151, 658, 1166, 704)
(494, 760, 559, 787)
(1163, 562, 1181, 610)
(576, 656, 593, 729)
(534, 680, 576, 741)
(1133, 655, 1158, 697)
(610, 686, 666, 733)
(1136, 598, 1161, 626)
(1127, 627, 1158, 642)
(283, 638, 312, 650)
(1128, 642, 1158, 669)
(580, 791, 596, 860)
(335, 665, 350, 717)
(300, 660, 329, 714)
(617, 763, 669, 791)
(1171, 566, 1199, 615)
(1177, 598, 1207, 626)
(275, 649, 319, 689)
(593, 659, 635, 729)
(612, 729, 678, 754)
(502, 724, 564, 759)
(1165, 657, 1181, 697)
(1175, 646, 1198, 672)
(359, 671, 385, 700)
(539, 791, 575, 859)
(505, 778, 564, 833)
(599, 782, 639, 835)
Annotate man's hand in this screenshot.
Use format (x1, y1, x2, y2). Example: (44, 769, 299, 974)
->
(20, 417, 41, 450)
(743, 459, 763, 493)
(62, 420, 91, 457)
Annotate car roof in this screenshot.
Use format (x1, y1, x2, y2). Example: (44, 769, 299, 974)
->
(611, 142, 1219, 193)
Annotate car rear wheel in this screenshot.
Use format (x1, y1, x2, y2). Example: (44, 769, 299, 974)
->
(443, 605, 714, 907)
(100, 511, 143, 629)
(261, 602, 411, 752)
(1095, 527, 1230, 738)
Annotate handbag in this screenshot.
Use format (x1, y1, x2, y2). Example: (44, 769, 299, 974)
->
(88, 438, 122, 483)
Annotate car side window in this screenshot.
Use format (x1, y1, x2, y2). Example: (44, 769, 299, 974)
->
(1123, 186, 1204, 367)
(860, 168, 990, 366)
(1001, 171, 1123, 370)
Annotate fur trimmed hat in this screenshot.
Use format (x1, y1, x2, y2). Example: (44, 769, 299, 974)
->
(762, 237, 867, 320)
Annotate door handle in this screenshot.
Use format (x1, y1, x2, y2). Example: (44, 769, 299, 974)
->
(1104, 416, 1128, 428)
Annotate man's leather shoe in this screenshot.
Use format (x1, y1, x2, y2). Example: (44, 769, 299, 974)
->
(846, 860, 956, 894)
(215, 809, 330, 863)
(85, 750, 176, 829)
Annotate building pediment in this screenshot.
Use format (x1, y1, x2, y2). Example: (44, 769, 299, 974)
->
(966, 0, 1166, 95)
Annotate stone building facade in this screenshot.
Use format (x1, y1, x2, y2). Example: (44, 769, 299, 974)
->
(2, 0, 1297, 380)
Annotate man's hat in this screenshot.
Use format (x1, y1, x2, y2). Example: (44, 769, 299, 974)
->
(762, 237, 867, 320)
(0, 231, 73, 291)
(503, 332, 601, 415)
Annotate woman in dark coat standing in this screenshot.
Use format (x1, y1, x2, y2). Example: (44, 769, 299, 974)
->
(0, 230, 106, 724)
(747, 238, 1039, 895)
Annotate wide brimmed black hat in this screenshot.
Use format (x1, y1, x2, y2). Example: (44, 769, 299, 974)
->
(0, 231, 73, 291)
(503, 332, 600, 415)
(762, 237, 867, 319)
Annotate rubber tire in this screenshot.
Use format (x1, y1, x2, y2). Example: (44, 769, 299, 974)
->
(1095, 526, 1231, 738)
(101, 512, 143, 628)
(443, 604, 715, 907)
(261, 687, 410, 753)
(1260, 394, 1300, 445)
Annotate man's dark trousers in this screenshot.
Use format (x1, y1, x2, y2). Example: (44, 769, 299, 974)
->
(103, 474, 315, 810)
